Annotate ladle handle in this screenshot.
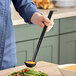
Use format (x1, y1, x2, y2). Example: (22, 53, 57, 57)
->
(32, 11, 53, 61)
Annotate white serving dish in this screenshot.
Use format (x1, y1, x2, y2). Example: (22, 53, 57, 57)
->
(55, 0, 76, 7)
(58, 64, 76, 76)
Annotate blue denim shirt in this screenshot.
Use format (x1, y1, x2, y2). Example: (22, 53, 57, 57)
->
(0, 0, 39, 70)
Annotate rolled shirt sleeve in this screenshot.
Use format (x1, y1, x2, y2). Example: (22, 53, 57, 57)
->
(12, 0, 40, 23)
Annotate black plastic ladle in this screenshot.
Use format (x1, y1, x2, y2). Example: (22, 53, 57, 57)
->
(24, 11, 53, 68)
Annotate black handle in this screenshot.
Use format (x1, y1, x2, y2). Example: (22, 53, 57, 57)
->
(32, 11, 53, 61)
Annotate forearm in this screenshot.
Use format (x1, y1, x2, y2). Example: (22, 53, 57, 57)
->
(12, 0, 40, 23)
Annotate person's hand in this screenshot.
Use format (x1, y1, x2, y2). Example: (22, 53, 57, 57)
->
(31, 12, 54, 32)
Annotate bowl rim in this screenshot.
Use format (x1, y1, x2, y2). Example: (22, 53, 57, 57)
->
(58, 64, 76, 72)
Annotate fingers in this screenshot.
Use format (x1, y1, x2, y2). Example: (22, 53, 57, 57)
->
(38, 22, 53, 32)
(42, 15, 54, 26)
(42, 15, 54, 32)
(46, 25, 53, 32)
(38, 22, 44, 29)
(51, 18, 54, 26)
(46, 19, 54, 32)
(38, 15, 54, 32)
(42, 15, 50, 24)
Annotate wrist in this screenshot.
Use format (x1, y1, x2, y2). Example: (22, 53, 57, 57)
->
(31, 12, 42, 23)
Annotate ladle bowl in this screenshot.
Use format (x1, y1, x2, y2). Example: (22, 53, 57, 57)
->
(24, 60, 36, 68)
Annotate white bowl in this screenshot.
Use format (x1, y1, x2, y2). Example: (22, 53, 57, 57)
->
(58, 64, 76, 76)
(55, 0, 76, 7)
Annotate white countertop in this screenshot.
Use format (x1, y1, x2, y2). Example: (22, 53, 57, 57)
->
(0, 61, 62, 76)
(11, 4, 76, 26)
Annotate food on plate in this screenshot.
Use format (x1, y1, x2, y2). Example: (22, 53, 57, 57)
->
(62, 65, 76, 71)
(25, 61, 36, 64)
(33, 0, 54, 9)
(7, 68, 48, 76)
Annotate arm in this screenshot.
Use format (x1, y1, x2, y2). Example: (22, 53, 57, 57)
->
(12, 0, 54, 32)
(12, 0, 40, 23)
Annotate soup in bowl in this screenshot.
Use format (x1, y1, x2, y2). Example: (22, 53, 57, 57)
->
(58, 64, 76, 76)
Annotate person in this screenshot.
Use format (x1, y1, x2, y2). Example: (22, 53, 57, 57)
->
(0, 0, 54, 70)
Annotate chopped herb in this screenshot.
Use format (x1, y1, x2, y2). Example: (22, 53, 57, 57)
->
(8, 68, 48, 76)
